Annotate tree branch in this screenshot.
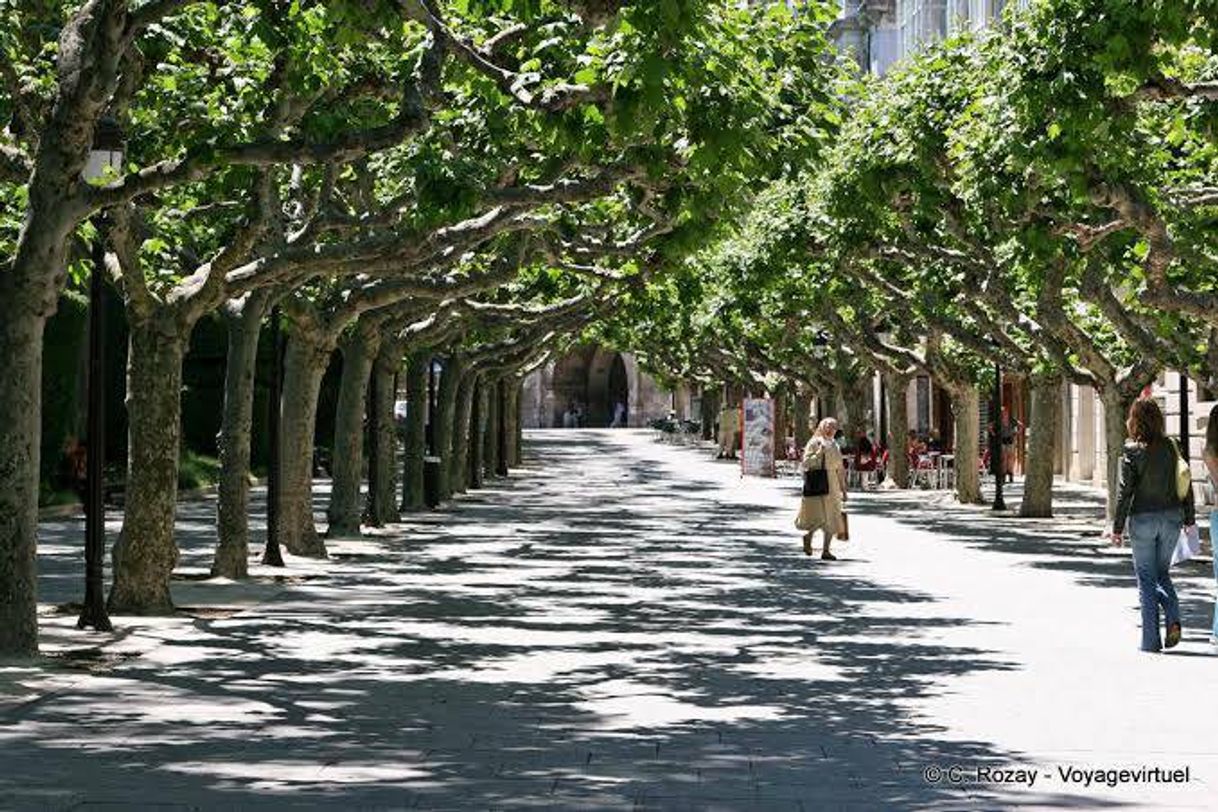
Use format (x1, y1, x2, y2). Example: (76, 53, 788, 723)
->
(1133, 75, 1218, 103)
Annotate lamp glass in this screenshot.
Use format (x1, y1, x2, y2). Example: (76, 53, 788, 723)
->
(83, 148, 123, 184)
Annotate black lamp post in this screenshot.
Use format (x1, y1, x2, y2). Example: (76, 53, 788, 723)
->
(262, 306, 285, 566)
(426, 356, 437, 455)
(990, 358, 1006, 511)
(77, 117, 124, 632)
(366, 369, 380, 518)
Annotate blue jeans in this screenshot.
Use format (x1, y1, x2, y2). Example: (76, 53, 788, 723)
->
(1128, 509, 1182, 652)
(1211, 510, 1218, 641)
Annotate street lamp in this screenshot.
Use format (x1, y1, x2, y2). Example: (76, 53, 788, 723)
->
(366, 369, 380, 520)
(990, 356, 1006, 512)
(263, 305, 285, 567)
(426, 357, 438, 455)
(77, 116, 124, 632)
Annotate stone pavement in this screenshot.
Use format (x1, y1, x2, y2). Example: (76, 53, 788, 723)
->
(2, 430, 1216, 810)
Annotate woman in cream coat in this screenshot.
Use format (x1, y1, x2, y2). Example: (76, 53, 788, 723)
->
(796, 417, 848, 560)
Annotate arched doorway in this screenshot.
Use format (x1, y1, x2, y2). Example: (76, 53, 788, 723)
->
(607, 353, 628, 427)
(548, 345, 631, 427)
(551, 346, 595, 427)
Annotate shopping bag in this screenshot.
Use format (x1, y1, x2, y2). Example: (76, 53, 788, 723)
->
(836, 511, 849, 541)
(802, 467, 829, 496)
(1171, 524, 1201, 566)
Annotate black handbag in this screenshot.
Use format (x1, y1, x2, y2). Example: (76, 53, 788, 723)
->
(802, 455, 830, 497)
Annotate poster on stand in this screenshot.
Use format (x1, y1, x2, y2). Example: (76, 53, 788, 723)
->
(740, 398, 775, 477)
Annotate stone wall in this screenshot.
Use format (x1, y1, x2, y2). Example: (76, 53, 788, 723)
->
(520, 348, 673, 429)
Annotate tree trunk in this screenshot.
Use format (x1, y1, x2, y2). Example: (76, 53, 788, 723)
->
(793, 388, 812, 452)
(701, 388, 721, 441)
(485, 377, 502, 479)
(885, 373, 911, 488)
(513, 382, 523, 469)
(452, 370, 477, 495)
(1100, 386, 1131, 521)
(401, 352, 428, 511)
(327, 330, 378, 537)
(840, 376, 870, 439)
(951, 384, 984, 505)
(470, 377, 487, 490)
(277, 332, 330, 557)
(213, 292, 270, 579)
(819, 387, 837, 423)
(1020, 374, 1061, 518)
(495, 379, 510, 477)
(433, 354, 464, 503)
(503, 378, 521, 469)
(108, 315, 187, 614)
(366, 352, 399, 526)
(773, 389, 788, 462)
(0, 303, 46, 654)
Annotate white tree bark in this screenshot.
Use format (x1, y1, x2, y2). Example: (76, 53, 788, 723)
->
(1101, 387, 1131, 521)
(451, 369, 477, 495)
(108, 314, 186, 614)
(213, 292, 271, 578)
(365, 351, 398, 526)
(885, 373, 911, 489)
(1020, 374, 1061, 518)
(277, 331, 330, 557)
(327, 328, 378, 536)
(951, 384, 984, 505)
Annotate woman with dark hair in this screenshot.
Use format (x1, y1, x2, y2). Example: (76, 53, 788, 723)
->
(1108, 398, 1197, 652)
(1202, 404, 1218, 647)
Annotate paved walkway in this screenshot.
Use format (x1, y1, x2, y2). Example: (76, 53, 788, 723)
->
(3, 430, 1217, 810)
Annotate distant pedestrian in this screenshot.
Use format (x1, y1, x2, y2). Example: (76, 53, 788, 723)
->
(927, 428, 944, 453)
(612, 400, 626, 428)
(796, 417, 848, 561)
(1107, 398, 1196, 652)
(998, 407, 1022, 483)
(1203, 404, 1218, 648)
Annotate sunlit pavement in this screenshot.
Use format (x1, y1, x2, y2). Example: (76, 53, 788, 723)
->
(4, 429, 1217, 810)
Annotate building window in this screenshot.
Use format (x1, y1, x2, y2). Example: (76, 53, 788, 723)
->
(946, 0, 970, 34)
(899, 0, 948, 58)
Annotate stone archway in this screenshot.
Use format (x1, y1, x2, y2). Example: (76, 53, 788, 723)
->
(587, 347, 629, 428)
(519, 347, 662, 429)
(551, 346, 596, 427)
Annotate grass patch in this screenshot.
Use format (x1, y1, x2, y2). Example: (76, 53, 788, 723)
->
(178, 450, 221, 491)
(38, 485, 80, 509)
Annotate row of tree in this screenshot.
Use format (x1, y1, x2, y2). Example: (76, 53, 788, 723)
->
(599, 0, 1217, 517)
(0, 1, 838, 655)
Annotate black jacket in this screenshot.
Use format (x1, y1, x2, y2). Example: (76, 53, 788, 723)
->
(1113, 439, 1196, 533)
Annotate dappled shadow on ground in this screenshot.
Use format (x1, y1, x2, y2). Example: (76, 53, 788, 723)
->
(844, 479, 1217, 643)
(4, 431, 1127, 810)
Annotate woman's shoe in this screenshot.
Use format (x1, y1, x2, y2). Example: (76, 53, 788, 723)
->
(802, 534, 812, 556)
(1165, 622, 1182, 649)
(821, 551, 837, 561)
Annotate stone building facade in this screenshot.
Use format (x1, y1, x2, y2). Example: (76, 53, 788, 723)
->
(520, 346, 675, 429)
